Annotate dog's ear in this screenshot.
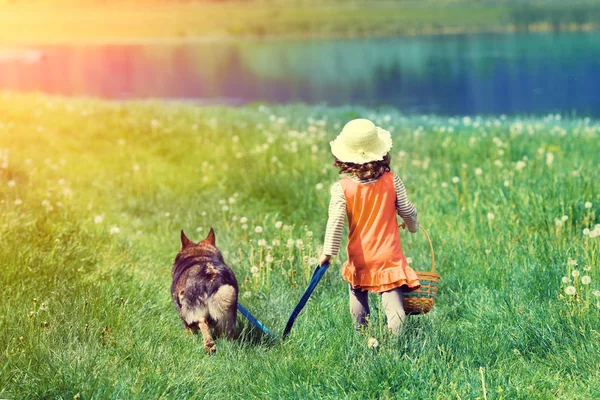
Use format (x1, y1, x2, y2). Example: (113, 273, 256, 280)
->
(180, 230, 192, 249)
(204, 228, 216, 246)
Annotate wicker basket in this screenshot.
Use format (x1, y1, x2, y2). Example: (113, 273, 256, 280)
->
(401, 226, 439, 315)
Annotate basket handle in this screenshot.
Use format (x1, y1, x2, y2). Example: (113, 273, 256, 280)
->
(399, 224, 436, 274)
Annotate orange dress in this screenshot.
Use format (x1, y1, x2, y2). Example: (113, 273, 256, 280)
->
(340, 172, 421, 293)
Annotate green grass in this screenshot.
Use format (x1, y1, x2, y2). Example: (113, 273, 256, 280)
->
(1, 92, 599, 399)
(1, 1, 600, 44)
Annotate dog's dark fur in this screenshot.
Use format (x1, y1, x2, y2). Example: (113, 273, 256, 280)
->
(172, 228, 238, 352)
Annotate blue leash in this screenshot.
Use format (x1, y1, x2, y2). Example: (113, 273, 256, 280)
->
(237, 261, 330, 339)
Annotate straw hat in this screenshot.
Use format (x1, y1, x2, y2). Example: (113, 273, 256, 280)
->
(330, 119, 392, 164)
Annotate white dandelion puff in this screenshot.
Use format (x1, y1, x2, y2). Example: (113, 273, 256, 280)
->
(367, 337, 379, 349)
(584, 201, 592, 209)
(257, 239, 267, 247)
(572, 270, 580, 278)
(7, 180, 16, 187)
(243, 291, 252, 299)
(452, 176, 460, 184)
(581, 276, 591, 285)
(565, 286, 576, 295)
(561, 215, 568, 222)
(583, 265, 591, 271)
(315, 183, 324, 190)
(265, 254, 274, 263)
(109, 226, 120, 235)
(583, 228, 590, 236)
(567, 259, 578, 267)
(14, 198, 22, 206)
(592, 290, 600, 297)
(94, 215, 103, 224)
(275, 221, 283, 229)
(254, 226, 263, 234)
(487, 213, 495, 221)
(250, 266, 259, 274)
(475, 168, 483, 176)
(240, 217, 248, 224)
(561, 276, 570, 284)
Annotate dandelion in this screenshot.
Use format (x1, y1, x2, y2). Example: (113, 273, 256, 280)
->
(266, 254, 274, 263)
(452, 176, 460, 184)
(597, 301, 600, 309)
(572, 270, 580, 278)
(583, 228, 590, 236)
(165, 212, 170, 217)
(196, 227, 203, 232)
(584, 265, 591, 271)
(14, 198, 22, 206)
(561, 215, 568, 222)
(109, 226, 120, 235)
(367, 337, 379, 349)
(555, 218, 563, 227)
(545, 152, 554, 166)
(581, 276, 591, 285)
(406, 257, 412, 265)
(132, 164, 140, 172)
(275, 221, 283, 229)
(567, 259, 578, 267)
(475, 168, 483, 176)
(272, 239, 281, 246)
(283, 225, 292, 231)
(240, 217, 248, 224)
(94, 215, 103, 224)
(228, 197, 235, 204)
(585, 201, 592, 209)
(241, 224, 248, 230)
(254, 226, 263, 234)
(7, 180, 15, 187)
(487, 213, 495, 221)
(243, 291, 252, 299)
(561, 276, 570, 284)
(592, 290, 600, 297)
(503, 180, 510, 187)
(306, 231, 313, 237)
(515, 161, 526, 171)
(250, 266, 259, 274)
(315, 183, 324, 190)
(296, 239, 304, 249)
(257, 239, 267, 247)
(222, 205, 229, 212)
(441, 182, 448, 188)
(58, 178, 66, 186)
(565, 286, 576, 295)
(286, 239, 295, 248)
(308, 257, 318, 265)
(201, 211, 207, 216)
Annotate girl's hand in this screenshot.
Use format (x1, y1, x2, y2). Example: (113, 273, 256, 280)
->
(400, 222, 406, 230)
(319, 254, 331, 266)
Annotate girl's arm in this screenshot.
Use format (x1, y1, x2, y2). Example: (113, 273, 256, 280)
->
(393, 174, 419, 233)
(322, 182, 346, 260)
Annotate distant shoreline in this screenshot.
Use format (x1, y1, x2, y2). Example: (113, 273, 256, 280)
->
(1, 2, 599, 46)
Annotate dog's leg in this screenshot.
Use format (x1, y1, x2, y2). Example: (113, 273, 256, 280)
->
(208, 285, 237, 340)
(198, 317, 216, 352)
(183, 321, 198, 335)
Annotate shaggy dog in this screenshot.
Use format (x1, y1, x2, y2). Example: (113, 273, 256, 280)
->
(172, 228, 238, 352)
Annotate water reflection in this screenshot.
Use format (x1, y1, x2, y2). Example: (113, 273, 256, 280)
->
(1, 32, 599, 116)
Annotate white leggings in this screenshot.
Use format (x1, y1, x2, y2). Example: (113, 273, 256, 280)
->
(349, 285, 406, 334)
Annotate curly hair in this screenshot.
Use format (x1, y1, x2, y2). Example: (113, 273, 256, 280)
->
(333, 154, 391, 181)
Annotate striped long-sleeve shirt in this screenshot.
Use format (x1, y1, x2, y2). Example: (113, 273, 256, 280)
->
(322, 173, 418, 256)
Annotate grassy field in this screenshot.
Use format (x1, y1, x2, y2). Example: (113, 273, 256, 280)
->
(1, 1, 600, 44)
(0, 92, 599, 398)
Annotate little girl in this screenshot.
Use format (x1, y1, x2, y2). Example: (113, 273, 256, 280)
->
(319, 118, 420, 334)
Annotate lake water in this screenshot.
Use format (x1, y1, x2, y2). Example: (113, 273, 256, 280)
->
(1, 31, 599, 116)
